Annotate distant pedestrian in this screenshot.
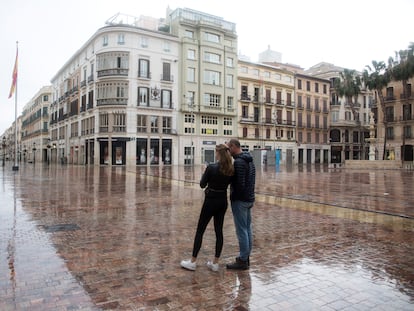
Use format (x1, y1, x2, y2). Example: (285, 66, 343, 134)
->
(180, 144, 234, 272)
(226, 139, 256, 270)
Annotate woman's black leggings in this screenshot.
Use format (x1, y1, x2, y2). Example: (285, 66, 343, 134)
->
(192, 196, 228, 258)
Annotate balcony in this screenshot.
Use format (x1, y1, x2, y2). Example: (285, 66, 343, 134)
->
(240, 95, 251, 102)
(97, 68, 129, 78)
(97, 98, 128, 106)
(160, 74, 174, 82)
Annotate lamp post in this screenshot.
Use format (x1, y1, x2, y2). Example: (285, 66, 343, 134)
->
(47, 138, 51, 165)
(32, 142, 36, 164)
(2, 137, 5, 167)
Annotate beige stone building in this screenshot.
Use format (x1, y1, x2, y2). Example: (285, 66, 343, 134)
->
(237, 59, 297, 165)
(375, 77, 414, 162)
(20, 86, 52, 164)
(167, 8, 238, 164)
(295, 73, 331, 164)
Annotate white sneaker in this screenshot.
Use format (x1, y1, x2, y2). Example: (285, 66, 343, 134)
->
(207, 261, 219, 272)
(181, 259, 196, 271)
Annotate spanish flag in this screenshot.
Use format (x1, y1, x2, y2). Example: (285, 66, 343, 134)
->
(8, 47, 18, 99)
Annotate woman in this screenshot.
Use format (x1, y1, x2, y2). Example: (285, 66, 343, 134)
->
(180, 144, 234, 272)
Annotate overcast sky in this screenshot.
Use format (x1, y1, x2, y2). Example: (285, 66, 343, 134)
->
(1, 0, 413, 134)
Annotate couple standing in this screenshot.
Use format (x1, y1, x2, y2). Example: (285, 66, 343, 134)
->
(180, 139, 256, 271)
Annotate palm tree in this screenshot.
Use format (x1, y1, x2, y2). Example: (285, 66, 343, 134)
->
(334, 69, 363, 158)
(387, 43, 414, 161)
(334, 69, 362, 121)
(362, 61, 391, 160)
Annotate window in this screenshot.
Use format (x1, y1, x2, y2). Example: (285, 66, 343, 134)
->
(205, 32, 219, 43)
(403, 104, 412, 121)
(117, 33, 125, 45)
(404, 125, 412, 138)
(161, 90, 172, 108)
(113, 112, 126, 132)
(204, 70, 220, 85)
(140, 37, 148, 48)
(307, 132, 312, 143)
(297, 79, 302, 89)
(314, 114, 319, 128)
(151, 116, 158, 133)
(137, 115, 147, 133)
(298, 132, 303, 143)
(138, 87, 149, 106)
(242, 106, 248, 118)
(242, 127, 248, 138)
(204, 93, 221, 107)
(386, 127, 394, 140)
(138, 59, 150, 78)
(226, 74, 233, 88)
(315, 83, 319, 93)
(297, 112, 303, 127)
(162, 62, 172, 81)
(186, 91, 195, 107)
(103, 35, 108, 46)
(323, 84, 327, 94)
(287, 93, 292, 106)
(226, 57, 233, 67)
(306, 81, 311, 91)
(385, 106, 394, 122)
(201, 115, 218, 125)
(252, 69, 259, 76)
(240, 66, 248, 73)
(265, 89, 271, 103)
(96, 52, 129, 77)
(96, 82, 128, 106)
(187, 67, 195, 82)
(204, 52, 220, 63)
(297, 95, 302, 108)
(185, 30, 194, 38)
(99, 113, 109, 132)
(386, 87, 394, 99)
(227, 96, 234, 111)
(274, 73, 281, 80)
(162, 117, 172, 134)
(187, 49, 195, 60)
(331, 111, 339, 122)
(163, 41, 170, 52)
(224, 117, 232, 126)
(185, 113, 194, 124)
(306, 114, 311, 128)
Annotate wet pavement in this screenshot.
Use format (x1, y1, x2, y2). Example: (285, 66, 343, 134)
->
(0, 162, 413, 310)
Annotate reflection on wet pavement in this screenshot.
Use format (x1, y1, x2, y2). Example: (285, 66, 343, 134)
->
(0, 164, 413, 310)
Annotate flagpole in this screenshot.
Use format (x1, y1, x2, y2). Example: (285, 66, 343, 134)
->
(12, 41, 19, 171)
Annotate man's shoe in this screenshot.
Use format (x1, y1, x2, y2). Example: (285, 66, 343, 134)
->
(226, 258, 249, 270)
(237, 256, 250, 267)
(206, 261, 219, 272)
(180, 259, 196, 271)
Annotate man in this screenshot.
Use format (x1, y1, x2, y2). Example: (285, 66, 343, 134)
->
(226, 139, 256, 270)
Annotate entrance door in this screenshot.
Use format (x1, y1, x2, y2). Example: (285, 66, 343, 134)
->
(204, 149, 215, 164)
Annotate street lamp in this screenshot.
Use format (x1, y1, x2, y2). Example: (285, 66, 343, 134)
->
(2, 137, 5, 167)
(32, 142, 37, 164)
(23, 145, 27, 162)
(47, 138, 51, 165)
